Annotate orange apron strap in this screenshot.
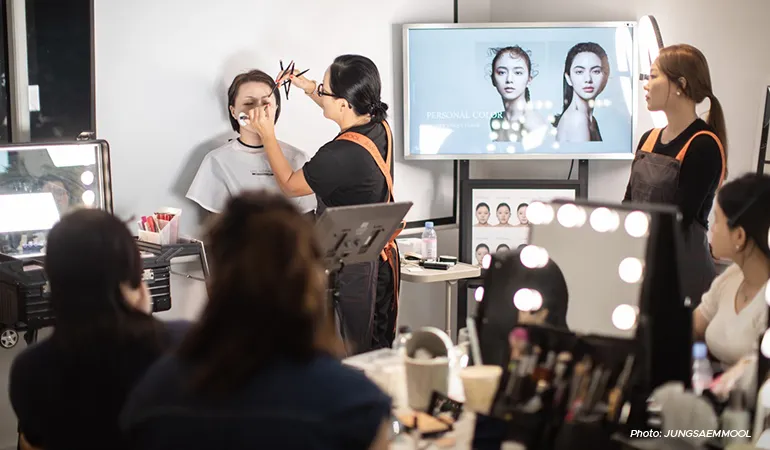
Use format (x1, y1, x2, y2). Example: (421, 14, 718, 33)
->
(674, 130, 727, 187)
(336, 121, 394, 202)
(335, 121, 404, 263)
(641, 128, 662, 153)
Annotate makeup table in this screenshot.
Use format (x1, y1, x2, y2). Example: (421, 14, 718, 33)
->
(400, 262, 481, 338)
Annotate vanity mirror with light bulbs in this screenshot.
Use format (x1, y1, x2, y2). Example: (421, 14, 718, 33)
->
(0, 140, 113, 258)
(475, 198, 693, 391)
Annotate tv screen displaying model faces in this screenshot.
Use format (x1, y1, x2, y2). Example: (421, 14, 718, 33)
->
(404, 22, 636, 160)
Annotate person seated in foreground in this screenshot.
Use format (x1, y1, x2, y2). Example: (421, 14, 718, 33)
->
(9, 209, 188, 450)
(694, 173, 770, 367)
(120, 191, 392, 450)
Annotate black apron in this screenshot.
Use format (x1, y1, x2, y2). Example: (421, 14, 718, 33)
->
(317, 120, 402, 356)
(627, 128, 725, 306)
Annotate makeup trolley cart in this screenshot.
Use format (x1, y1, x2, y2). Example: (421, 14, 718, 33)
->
(0, 140, 115, 348)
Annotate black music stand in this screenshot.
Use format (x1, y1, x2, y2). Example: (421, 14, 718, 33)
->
(314, 202, 412, 347)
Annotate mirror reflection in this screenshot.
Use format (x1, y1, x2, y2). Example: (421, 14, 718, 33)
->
(527, 201, 649, 338)
(0, 143, 104, 258)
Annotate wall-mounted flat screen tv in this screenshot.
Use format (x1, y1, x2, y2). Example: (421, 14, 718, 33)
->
(403, 22, 637, 160)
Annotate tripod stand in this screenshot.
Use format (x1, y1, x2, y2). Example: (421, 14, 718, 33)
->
(315, 202, 412, 355)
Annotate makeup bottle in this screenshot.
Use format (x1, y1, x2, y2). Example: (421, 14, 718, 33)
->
(502, 328, 529, 398)
(552, 352, 573, 409)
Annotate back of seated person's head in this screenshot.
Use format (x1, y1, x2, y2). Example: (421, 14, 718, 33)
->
(178, 190, 336, 395)
(45, 208, 162, 348)
(715, 173, 770, 260)
(510, 248, 569, 330)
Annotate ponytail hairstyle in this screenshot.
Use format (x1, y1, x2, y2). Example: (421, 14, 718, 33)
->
(657, 44, 728, 167)
(328, 54, 389, 122)
(489, 46, 534, 102)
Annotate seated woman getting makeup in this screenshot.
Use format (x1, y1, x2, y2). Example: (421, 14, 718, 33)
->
(9, 209, 188, 450)
(693, 173, 770, 367)
(120, 191, 392, 450)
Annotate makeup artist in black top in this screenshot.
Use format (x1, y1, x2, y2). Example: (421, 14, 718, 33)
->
(244, 54, 400, 355)
(623, 44, 727, 306)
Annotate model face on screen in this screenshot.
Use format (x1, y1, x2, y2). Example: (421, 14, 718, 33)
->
(496, 204, 511, 225)
(492, 53, 530, 101)
(476, 204, 490, 225)
(567, 52, 607, 101)
(476, 245, 489, 264)
(556, 42, 610, 143)
(516, 205, 528, 225)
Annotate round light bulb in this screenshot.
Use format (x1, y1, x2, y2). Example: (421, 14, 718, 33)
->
(526, 201, 554, 225)
(489, 132, 499, 140)
(520, 245, 549, 269)
(81, 190, 95, 207)
(513, 288, 543, 312)
(619, 257, 644, 283)
(535, 100, 543, 110)
(612, 304, 637, 330)
(590, 207, 620, 233)
(491, 121, 501, 130)
(486, 144, 495, 152)
(481, 254, 492, 269)
(474, 287, 485, 302)
(557, 204, 586, 228)
(506, 146, 516, 154)
(80, 170, 94, 186)
(625, 211, 650, 238)
(544, 100, 554, 109)
(501, 121, 511, 130)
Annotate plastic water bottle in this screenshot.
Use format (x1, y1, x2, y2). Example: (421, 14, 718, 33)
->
(691, 342, 713, 395)
(421, 221, 438, 261)
(393, 326, 412, 355)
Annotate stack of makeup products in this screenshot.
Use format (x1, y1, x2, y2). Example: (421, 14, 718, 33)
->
(488, 325, 639, 449)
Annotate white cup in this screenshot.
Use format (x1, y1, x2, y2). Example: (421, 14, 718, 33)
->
(459, 365, 503, 415)
(404, 355, 450, 411)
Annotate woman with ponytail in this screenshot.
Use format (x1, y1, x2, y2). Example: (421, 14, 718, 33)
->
(244, 55, 400, 356)
(623, 44, 727, 306)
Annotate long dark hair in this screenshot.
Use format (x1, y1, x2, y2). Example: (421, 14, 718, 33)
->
(227, 69, 281, 132)
(656, 44, 728, 165)
(559, 42, 610, 115)
(717, 173, 770, 258)
(328, 54, 388, 122)
(177, 191, 332, 396)
(45, 209, 165, 348)
(489, 46, 534, 102)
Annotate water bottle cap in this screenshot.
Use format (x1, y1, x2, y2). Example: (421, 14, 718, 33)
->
(425, 221, 434, 228)
(692, 342, 707, 359)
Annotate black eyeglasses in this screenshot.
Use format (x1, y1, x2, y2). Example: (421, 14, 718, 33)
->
(317, 83, 339, 98)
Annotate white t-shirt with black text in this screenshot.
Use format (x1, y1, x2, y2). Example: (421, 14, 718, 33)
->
(186, 138, 316, 214)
